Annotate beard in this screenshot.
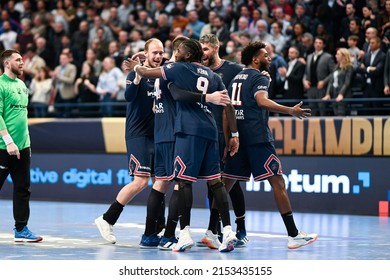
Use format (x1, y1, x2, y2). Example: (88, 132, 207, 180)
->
(11, 66, 23, 76)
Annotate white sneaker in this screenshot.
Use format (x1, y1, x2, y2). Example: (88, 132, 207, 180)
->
(219, 225, 237, 252)
(288, 231, 318, 249)
(172, 226, 194, 252)
(199, 230, 222, 249)
(94, 216, 116, 244)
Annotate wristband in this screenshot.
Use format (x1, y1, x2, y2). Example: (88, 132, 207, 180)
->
(2, 134, 14, 145)
(231, 131, 239, 138)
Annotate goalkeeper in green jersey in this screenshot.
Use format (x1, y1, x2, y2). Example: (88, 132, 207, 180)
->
(0, 49, 42, 242)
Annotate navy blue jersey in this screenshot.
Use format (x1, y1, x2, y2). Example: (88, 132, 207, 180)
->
(228, 68, 274, 145)
(125, 71, 155, 139)
(162, 62, 225, 141)
(210, 60, 244, 133)
(154, 63, 176, 144)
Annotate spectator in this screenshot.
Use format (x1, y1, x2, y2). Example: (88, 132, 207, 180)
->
(16, 18, 34, 54)
(322, 48, 355, 116)
(268, 21, 287, 55)
(265, 42, 287, 100)
(29, 66, 53, 118)
(253, 19, 272, 42)
(170, 7, 190, 30)
(23, 43, 46, 86)
(356, 36, 386, 115)
(83, 48, 102, 77)
(30, 14, 47, 39)
(0, 21, 18, 50)
(183, 10, 205, 40)
(361, 6, 378, 30)
(117, 0, 134, 29)
(107, 40, 123, 68)
(378, 0, 390, 36)
(289, 3, 311, 32)
(347, 35, 364, 69)
(248, 8, 263, 38)
(71, 20, 89, 63)
(51, 52, 78, 117)
(96, 56, 124, 117)
(200, 10, 217, 38)
(74, 62, 99, 117)
(222, 40, 240, 63)
(384, 48, 390, 96)
(338, 18, 365, 50)
(194, 0, 210, 24)
(35, 36, 55, 70)
(303, 36, 335, 116)
(212, 15, 230, 51)
(129, 29, 146, 54)
(278, 46, 306, 105)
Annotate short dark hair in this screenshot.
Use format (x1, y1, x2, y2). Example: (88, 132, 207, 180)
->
(1, 49, 20, 64)
(241, 41, 266, 66)
(172, 35, 190, 52)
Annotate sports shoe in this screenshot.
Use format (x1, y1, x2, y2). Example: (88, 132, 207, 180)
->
(94, 215, 116, 244)
(172, 226, 194, 252)
(199, 230, 221, 249)
(14, 226, 43, 242)
(158, 236, 178, 250)
(235, 229, 249, 248)
(139, 233, 161, 248)
(288, 231, 318, 249)
(219, 225, 237, 252)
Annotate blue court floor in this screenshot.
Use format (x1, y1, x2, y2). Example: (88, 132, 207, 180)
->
(0, 199, 389, 260)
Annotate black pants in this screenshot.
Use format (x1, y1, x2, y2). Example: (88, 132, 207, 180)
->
(0, 148, 31, 230)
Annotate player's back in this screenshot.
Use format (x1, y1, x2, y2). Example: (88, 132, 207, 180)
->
(162, 62, 225, 141)
(228, 68, 274, 145)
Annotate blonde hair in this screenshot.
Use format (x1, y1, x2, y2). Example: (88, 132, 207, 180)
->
(337, 48, 353, 70)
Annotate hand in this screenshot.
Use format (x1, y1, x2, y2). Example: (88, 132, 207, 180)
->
(227, 136, 239, 157)
(384, 85, 390, 95)
(322, 94, 330, 101)
(6, 143, 20, 159)
(290, 101, 311, 119)
(206, 89, 230, 106)
(123, 57, 140, 72)
(261, 70, 271, 81)
(131, 52, 146, 62)
(303, 80, 311, 90)
(335, 94, 343, 102)
(317, 80, 325, 89)
(278, 67, 287, 77)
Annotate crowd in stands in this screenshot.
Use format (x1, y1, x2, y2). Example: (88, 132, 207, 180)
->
(0, 0, 389, 117)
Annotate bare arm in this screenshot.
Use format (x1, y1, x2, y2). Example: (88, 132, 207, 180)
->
(255, 91, 311, 119)
(123, 59, 163, 79)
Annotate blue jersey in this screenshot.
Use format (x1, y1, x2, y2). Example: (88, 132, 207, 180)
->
(210, 60, 244, 132)
(162, 62, 225, 141)
(124, 71, 155, 139)
(228, 68, 274, 145)
(153, 73, 176, 143)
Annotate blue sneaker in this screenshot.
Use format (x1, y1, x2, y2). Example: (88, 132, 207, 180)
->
(158, 236, 178, 251)
(14, 226, 43, 242)
(139, 234, 161, 248)
(235, 229, 249, 248)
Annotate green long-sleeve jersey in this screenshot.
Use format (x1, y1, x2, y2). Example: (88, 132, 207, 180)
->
(0, 74, 30, 150)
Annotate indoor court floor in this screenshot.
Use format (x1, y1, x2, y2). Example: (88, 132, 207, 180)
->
(0, 199, 389, 260)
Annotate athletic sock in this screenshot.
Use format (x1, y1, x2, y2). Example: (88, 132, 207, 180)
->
(144, 189, 165, 236)
(281, 211, 299, 237)
(235, 216, 246, 232)
(164, 189, 179, 238)
(103, 200, 124, 225)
